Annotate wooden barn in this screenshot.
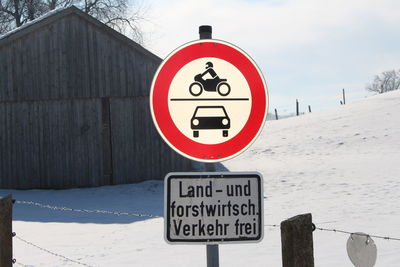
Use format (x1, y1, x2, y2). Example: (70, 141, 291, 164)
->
(0, 6, 192, 189)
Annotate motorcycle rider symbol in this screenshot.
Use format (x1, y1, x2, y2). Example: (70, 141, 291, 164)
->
(189, 62, 231, 96)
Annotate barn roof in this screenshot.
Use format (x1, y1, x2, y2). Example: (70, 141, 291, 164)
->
(0, 5, 160, 61)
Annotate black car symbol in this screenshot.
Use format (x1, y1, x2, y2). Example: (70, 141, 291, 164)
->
(191, 106, 230, 138)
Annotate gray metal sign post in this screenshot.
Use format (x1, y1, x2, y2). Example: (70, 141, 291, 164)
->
(154, 25, 267, 267)
(199, 25, 219, 267)
(205, 162, 219, 267)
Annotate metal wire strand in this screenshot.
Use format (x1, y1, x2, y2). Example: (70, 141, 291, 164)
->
(15, 236, 94, 267)
(264, 224, 280, 228)
(17, 200, 400, 241)
(15, 200, 158, 218)
(265, 223, 400, 241)
(315, 226, 400, 241)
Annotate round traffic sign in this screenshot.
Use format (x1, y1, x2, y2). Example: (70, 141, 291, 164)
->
(150, 39, 268, 162)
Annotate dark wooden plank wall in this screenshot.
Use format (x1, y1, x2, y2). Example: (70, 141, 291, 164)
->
(0, 11, 191, 189)
(0, 97, 192, 188)
(0, 18, 69, 101)
(110, 98, 192, 184)
(0, 99, 104, 189)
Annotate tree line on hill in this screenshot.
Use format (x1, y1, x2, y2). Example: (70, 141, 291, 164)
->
(366, 69, 400, 94)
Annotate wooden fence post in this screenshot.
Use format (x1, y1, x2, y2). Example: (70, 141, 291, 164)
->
(0, 195, 13, 267)
(281, 213, 314, 267)
(274, 108, 279, 120)
(308, 105, 311, 113)
(342, 88, 346, 105)
(296, 99, 299, 116)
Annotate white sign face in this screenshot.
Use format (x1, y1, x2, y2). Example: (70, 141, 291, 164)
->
(168, 57, 252, 144)
(164, 172, 264, 244)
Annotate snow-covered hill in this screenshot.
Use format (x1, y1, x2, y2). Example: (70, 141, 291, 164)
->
(2, 90, 400, 266)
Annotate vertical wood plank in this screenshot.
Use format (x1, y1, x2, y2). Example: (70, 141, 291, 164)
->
(102, 98, 113, 185)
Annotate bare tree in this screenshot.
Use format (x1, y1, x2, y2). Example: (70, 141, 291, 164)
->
(0, 8, 14, 32)
(0, 0, 25, 28)
(366, 69, 400, 94)
(0, 0, 144, 43)
(75, 0, 145, 43)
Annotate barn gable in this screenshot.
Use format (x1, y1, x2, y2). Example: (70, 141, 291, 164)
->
(0, 6, 192, 189)
(0, 6, 160, 101)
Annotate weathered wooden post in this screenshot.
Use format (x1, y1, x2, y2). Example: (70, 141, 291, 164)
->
(274, 108, 279, 120)
(281, 213, 314, 267)
(0, 195, 13, 267)
(342, 88, 346, 105)
(308, 105, 311, 113)
(199, 24, 220, 267)
(296, 99, 299, 116)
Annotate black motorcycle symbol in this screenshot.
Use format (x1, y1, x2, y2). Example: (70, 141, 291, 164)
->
(189, 62, 231, 96)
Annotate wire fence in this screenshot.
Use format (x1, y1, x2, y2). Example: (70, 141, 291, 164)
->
(315, 226, 400, 242)
(16, 200, 159, 218)
(264, 223, 400, 242)
(10, 199, 400, 266)
(15, 235, 93, 267)
(12, 200, 160, 266)
(16, 200, 400, 242)
(270, 89, 352, 119)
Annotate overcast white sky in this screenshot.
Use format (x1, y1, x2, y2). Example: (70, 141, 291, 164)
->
(139, 0, 400, 115)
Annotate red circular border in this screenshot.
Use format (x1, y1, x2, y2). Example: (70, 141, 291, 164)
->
(151, 40, 267, 161)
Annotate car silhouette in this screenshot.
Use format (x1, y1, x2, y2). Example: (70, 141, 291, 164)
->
(190, 106, 230, 138)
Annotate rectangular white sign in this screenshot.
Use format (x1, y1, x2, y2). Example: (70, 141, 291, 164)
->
(164, 172, 264, 244)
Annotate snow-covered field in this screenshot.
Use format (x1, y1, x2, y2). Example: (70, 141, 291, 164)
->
(2, 90, 400, 266)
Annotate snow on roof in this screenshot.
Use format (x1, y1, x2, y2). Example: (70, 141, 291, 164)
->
(0, 5, 160, 60)
(0, 6, 69, 41)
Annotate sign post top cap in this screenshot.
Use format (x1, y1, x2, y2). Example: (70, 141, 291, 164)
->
(199, 25, 212, 35)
